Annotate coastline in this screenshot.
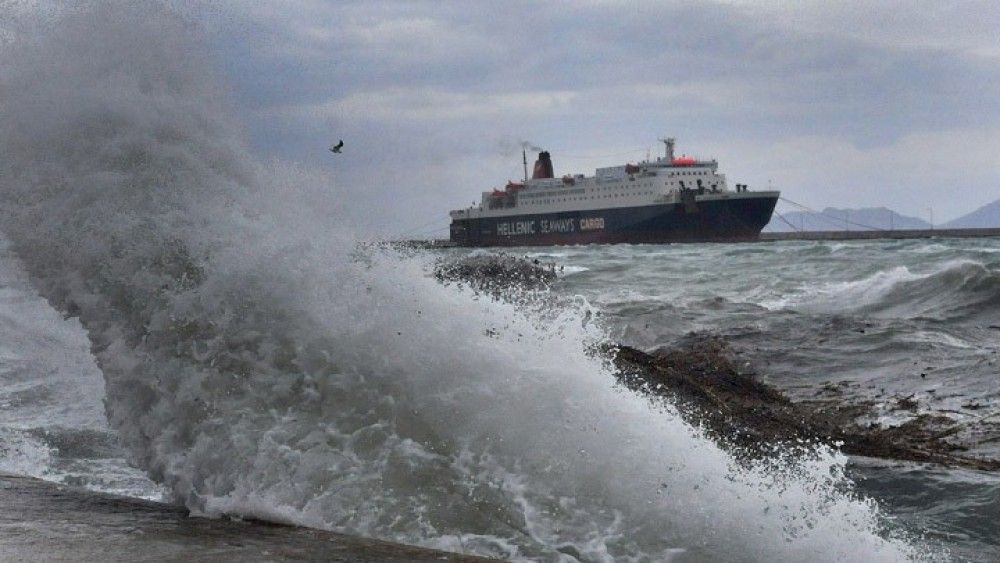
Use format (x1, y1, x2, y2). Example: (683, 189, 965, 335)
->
(0, 473, 499, 562)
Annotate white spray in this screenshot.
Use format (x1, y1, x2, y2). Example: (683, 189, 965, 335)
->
(0, 3, 925, 561)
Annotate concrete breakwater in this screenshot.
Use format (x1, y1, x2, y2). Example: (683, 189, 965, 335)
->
(0, 473, 497, 562)
(761, 227, 1000, 241)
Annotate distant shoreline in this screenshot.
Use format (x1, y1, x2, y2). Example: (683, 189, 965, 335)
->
(761, 227, 1000, 241)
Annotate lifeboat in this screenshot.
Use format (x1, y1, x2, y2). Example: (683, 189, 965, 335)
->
(671, 155, 697, 165)
(505, 181, 525, 192)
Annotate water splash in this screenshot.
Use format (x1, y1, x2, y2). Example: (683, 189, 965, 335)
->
(0, 2, 926, 560)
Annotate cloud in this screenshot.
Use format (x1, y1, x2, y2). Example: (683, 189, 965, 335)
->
(716, 128, 1000, 221)
(718, 0, 1000, 58)
(291, 87, 578, 123)
(206, 0, 1000, 232)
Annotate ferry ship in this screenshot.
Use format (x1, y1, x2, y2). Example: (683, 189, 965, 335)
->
(448, 138, 779, 246)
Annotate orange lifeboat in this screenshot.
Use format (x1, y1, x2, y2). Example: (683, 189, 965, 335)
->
(672, 155, 697, 165)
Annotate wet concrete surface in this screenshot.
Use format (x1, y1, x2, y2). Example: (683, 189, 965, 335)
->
(0, 473, 498, 562)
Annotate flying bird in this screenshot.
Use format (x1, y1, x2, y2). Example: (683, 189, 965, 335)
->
(329, 140, 344, 154)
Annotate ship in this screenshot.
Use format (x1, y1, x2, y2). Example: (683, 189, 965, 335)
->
(448, 138, 779, 246)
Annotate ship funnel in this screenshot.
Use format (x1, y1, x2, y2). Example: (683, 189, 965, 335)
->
(532, 151, 554, 179)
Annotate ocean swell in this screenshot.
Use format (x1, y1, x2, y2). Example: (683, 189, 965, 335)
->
(0, 3, 925, 561)
(781, 260, 1000, 322)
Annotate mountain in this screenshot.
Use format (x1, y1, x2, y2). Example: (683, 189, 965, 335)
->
(765, 207, 931, 232)
(943, 199, 1000, 228)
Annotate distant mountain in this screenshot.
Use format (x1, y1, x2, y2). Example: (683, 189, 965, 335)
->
(943, 198, 1000, 228)
(765, 207, 931, 232)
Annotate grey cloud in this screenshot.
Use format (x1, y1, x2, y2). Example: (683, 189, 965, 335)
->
(210, 0, 1000, 231)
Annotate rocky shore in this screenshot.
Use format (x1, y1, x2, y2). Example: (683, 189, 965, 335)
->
(437, 253, 1000, 472)
(434, 252, 557, 294)
(612, 337, 1000, 471)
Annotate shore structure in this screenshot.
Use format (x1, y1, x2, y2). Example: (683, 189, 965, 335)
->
(761, 227, 1000, 241)
(448, 138, 779, 246)
(0, 473, 497, 562)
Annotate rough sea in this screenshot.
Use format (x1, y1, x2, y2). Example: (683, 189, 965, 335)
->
(1, 3, 997, 562)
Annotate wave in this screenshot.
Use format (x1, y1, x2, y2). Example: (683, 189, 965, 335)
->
(777, 260, 1000, 322)
(0, 3, 924, 561)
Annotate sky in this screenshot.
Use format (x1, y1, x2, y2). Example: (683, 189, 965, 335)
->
(15, 1, 1000, 236)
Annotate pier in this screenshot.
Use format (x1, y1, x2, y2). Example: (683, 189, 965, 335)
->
(760, 228, 1000, 242)
(401, 227, 1000, 248)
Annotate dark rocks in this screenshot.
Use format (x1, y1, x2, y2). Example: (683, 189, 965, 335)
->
(434, 253, 556, 295)
(609, 336, 1000, 471)
(432, 253, 1000, 470)
(895, 395, 919, 411)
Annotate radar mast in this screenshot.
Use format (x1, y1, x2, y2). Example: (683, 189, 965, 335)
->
(658, 137, 675, 161)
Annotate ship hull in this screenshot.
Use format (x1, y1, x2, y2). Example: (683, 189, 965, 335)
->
(449, 194, 778, 247)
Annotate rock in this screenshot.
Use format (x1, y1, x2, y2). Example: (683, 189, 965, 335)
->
(608, 336, 1000, 471)
(433, 253, 556, 296)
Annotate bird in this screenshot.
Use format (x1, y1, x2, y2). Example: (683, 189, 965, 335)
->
(329, 140, 344, 154)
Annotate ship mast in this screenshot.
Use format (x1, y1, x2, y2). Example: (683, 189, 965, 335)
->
(658, 137, 675, 161)
(522, 149, 528, 182)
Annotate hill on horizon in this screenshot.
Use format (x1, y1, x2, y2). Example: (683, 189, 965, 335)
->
(765, 207, 931, 232)
(943, 198, 1000, 228)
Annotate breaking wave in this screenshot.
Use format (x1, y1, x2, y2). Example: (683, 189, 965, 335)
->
(779, 261, 1000, 322)
(0, 3, 924, 561)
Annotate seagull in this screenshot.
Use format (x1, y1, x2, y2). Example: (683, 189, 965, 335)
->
(329, 140, 344, 154)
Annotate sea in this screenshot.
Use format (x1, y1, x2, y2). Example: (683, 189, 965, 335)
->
(1, 3, 998, 562)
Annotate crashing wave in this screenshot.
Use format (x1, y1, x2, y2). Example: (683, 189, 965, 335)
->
(0, 3, 926, 561)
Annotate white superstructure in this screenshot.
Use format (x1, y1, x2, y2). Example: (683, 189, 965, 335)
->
(449, 138, 770, 220)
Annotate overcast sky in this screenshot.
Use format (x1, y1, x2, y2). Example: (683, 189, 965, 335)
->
(172, 1, 1000, 234)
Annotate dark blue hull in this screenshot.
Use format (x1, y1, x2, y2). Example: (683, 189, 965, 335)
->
(449, 195, 778, 246)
